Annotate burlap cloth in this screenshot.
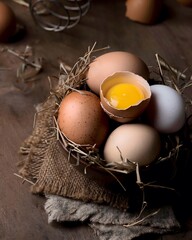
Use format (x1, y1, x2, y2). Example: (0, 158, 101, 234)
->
(18, 87, 182, 209)
(18, 91, 136, 209)
(17, 61, 192, 238)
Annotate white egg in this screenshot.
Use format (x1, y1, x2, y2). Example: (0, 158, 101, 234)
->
(145, 85, 185, 133)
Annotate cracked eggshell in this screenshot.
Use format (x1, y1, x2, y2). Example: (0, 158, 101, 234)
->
(100, 71, 151, 123)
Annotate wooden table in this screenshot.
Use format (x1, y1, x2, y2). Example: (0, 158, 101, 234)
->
(1, 0, 192, 239)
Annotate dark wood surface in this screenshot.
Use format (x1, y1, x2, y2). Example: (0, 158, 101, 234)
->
(1, 0, 192, 239)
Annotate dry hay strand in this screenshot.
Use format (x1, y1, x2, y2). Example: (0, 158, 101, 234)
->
(31, 47, 188, 214)
(55, 46, 192, 180)
(18, 43, 192, 202)
(12, 0, 29, 7)
(16, 44, 192, 223)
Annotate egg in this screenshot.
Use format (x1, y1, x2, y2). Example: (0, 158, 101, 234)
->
(86, 51, 149, 95)
(177, 0, 192, 7)
(125, 0, 163, 24)
(145, 85, 186, 133)
(103, 124, 161, 167)
(100, 71, 151, 123)
(57, 90, 109, 147)
(0, 2, 16, 42)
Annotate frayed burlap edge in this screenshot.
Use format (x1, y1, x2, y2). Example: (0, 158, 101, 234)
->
(18, 93, 59, 181)
(17, 47, 192, 211)
(17, 84, 134, 209)
(31, 140, 132, 209)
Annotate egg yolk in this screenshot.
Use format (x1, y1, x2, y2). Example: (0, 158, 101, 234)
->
(106, 83, 144, 109)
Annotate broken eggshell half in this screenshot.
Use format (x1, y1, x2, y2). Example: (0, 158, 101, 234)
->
(100, 71, 151, 123)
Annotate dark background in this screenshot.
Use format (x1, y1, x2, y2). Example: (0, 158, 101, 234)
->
(0, 0, 192, 239)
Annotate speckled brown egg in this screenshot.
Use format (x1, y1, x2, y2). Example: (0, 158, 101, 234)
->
(57, 90, 110, 147)
(0, 1, 16, 42)
(125, 0, 163, 24)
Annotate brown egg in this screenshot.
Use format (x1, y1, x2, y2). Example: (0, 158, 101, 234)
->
(177, 0, 192, 7)
(0, 1, 16, 42)
(87, 51, 149, 95)
(125, 0, 163, 24)
(57, 90, 109, 147)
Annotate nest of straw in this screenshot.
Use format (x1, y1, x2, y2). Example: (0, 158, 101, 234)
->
(49, 45, 192, 190)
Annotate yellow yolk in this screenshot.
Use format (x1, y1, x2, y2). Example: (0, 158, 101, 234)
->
(106, 83, 144, 109)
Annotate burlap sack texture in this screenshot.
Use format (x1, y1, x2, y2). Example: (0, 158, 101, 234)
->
(18, 88, 134, 209)
(17, 50, 190, 211)
(17, 86, 177, 210)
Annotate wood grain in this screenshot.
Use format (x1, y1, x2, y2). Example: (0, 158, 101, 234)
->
(0, 0, 192, 239)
